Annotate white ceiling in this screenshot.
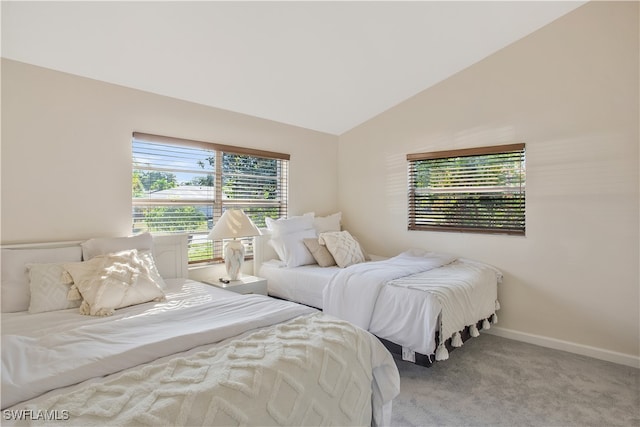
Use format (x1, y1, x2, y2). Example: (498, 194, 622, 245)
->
(2, 1, 585, 135)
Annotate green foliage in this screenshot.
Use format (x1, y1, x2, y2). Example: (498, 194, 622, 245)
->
(132, 171, 145, 198)
(138, 206, 208, 233)
(133, 170, 178, 194)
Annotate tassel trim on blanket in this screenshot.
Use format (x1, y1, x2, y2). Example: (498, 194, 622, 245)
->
(431, 295, 500, 363)
(482, 318, 491, 330)
(451, 331, 463, 348)
(434, 313, 498, 361)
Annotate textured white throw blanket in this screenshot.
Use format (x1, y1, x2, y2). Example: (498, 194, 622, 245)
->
(323, 250, 457, 330)
(388, 258, 502, 360)
(13, 314, 399, 427)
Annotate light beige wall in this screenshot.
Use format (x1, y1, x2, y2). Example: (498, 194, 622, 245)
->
(1, 59, 339, 244)
(338, 1, 639, 359)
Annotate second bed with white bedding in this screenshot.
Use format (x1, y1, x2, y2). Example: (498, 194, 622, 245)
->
(260, 250, 502, 361)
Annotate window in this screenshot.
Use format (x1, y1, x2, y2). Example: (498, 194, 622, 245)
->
(132, 132, 289, 263)
(407, 144, 525, 235)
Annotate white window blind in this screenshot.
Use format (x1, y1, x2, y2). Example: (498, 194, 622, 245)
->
(132, 133, 289, 263)
(407, 144, 525, 235)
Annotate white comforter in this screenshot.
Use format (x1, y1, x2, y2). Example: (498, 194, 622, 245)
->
(323, 250, 501, 356)
(2, 280, 400, 425)
(323, 250, 456, 330)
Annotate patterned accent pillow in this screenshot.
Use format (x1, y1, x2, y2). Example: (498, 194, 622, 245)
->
(318, 231, 366, 268)
(27, 263, 82, 314)
(80, 233, 166, 289)
(64, 249, 166, 316)
(1, 246, 82, 313)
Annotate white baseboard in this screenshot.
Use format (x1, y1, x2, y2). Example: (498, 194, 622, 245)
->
(485, 326, 640, 369)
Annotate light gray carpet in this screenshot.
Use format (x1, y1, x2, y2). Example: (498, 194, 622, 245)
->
(391, 334, 639, 426)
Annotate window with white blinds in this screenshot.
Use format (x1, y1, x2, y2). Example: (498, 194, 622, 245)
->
(132, 132, 289, 263)
(407, 144, 525, 235)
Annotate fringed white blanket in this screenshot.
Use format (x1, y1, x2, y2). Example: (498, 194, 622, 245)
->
(322, 250, 502, 361)
(388, 258, 502, 361)
(12, 314, 399, 427)
(323, 250, 457, 330)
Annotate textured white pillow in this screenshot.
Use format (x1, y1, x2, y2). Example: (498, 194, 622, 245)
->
(313, 212, 342, 233)
(1, 246, 82, 313)
(64, 249, 166, 316)
(318, 231, 366, 268)
(27, 263, 81, 314)
(81, 233, 166, 288)
(269, 228, 317, 267)
(265, 213, 314, 238)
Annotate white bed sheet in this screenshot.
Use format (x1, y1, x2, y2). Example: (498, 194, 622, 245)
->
(2, 278, 400, 426)
(259, 259, 339, 308)
(2, 279, 316, 409)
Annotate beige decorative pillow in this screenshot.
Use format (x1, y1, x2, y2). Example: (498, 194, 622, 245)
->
(303, 238, 337, 267)
(27, 263, 82, 314)
(318, 231, 366, 268)
(64, 249, 166, 316)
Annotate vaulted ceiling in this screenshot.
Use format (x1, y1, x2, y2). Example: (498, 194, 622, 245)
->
(2, 1, 585, 135)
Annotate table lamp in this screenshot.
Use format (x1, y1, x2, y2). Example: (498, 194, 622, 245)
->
(207, 209, 261, 281)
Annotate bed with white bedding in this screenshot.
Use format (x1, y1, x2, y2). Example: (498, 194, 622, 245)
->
(1, 233, 400, 426)
(256, 214, 503, 365)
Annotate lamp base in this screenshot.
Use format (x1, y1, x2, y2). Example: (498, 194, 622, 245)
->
(223, 239, 245, 281)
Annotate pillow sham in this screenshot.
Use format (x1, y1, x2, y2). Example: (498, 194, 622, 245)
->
(313, 212, 342, 234)
(64, 249, 166, 316)
(265, 213, 314, 238)
(318, 231, 366, 268)
(27, 263, 81, 314)
(269, 228, 317, 267)
(1, 246, 82, 313)
(81, 233, 166, 288)
(81, 232, 153, 260)
(303, 238, 337, 267)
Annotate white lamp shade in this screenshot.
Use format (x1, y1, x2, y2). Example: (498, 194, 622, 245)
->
(207, 209, 261, 241)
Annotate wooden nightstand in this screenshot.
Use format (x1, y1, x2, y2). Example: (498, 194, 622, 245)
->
(203, 275, 268, 296)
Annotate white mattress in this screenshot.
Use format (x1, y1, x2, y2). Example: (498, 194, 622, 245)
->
(258, 260, 442, 354)
(259, 259, 339, 308)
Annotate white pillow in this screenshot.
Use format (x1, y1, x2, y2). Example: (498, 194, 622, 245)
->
(269, 228, 317, 267)
(318, 231, 366, 268)
(81, 233, 166, 288)
(81, 232, 153, 260)
(313, 212, 342, 233)
(27, 263, 81, 314)
(265, 213, 314, 238)
(64, 249, 166, 317)
(1, 246, 82, 313)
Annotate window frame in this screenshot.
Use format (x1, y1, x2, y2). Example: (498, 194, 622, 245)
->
(407, 143, 526, 236)
(132, 132, 289, 264)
